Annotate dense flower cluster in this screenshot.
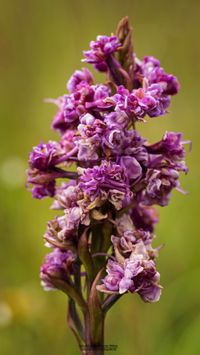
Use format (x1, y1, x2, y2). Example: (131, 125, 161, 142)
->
(27, 18, 189, 308)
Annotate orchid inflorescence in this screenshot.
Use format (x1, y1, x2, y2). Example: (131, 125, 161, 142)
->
(27, 17, 189, 354)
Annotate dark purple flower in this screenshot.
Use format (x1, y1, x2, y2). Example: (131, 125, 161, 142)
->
(32, 181, 56, 199)
(67, 68, 94, 92)
(26, 166, 77, 200)
(100, 126, 146, 165)
(76, 116, 149, 165)
(121, 130, 149, 165)
(40, 248, 76, 290)
(131, 204, 159, 232)
(52, 109, 67, 133)
(26, 167, 57, 199)
(142, 167, 180, 206)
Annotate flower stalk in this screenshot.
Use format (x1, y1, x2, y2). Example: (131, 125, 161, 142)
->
(27, 16, 189, 354)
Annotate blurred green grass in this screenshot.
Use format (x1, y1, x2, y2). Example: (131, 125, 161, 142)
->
(0, 0, 199, 354)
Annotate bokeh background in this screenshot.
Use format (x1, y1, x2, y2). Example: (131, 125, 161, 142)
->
(0, 0, 199, 354)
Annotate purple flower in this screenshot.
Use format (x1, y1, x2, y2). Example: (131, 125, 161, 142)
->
(146, 131, 188, 164)
(75, 113, 109, 161)
(142, 56, 180, 95)
(118, 255, 145, 294)
(83, 84, 111, 110)
(76, 138, 100, 162)
(78, 113, 106, 140)
(121, 130, 149, 166)
(104, 110, 130, 129)
(51, 207, 82, 240)
(143, 168, 180, 206)
(131, 204, 159, 232)
(63, 93, 81, 125)
(29, 141, 63, 170)
(26, 167, 57, 199)
(135, 56, 180, 95)
(97, 243, 161, 302)
(100, 259, 124, 292)
(51, 84, 111, 133)
(44, 218, 74, 250)
(78, 161, 132, 210)
(32, 181, 56, 199)
(48, 96, 70, 134)
(76, 116, 149, 165)
(27, 166, 77, 200)
(115, 214, 153, 248)
(44, 204, 85, 249)
(83, 35, 121, 72)
(52, 109, 67, 133)
(67, 68, 94, 92)
(40, 248, 76, 290)
(116, 214, 135, 234)
(111, 230, 154, 257)
(120, 156, 142, 181)
(51, 182, 80, 210)
(112, 215, 155, 260)
(110, 84, 170, 121)
(102, 125, 125, 153)
(141, 84, 170, 117)
(60, 130, 78, 163)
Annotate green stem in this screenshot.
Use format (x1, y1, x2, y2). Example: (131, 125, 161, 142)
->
(102, 294, 122, 313)
(54, 279, 87, 314)
(67, 298, 84, 349)
(78, 228, 95, 286)
(83, 309, 104, 355)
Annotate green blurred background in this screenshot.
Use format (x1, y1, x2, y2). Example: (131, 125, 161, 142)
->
(0, 0, 199, 354)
